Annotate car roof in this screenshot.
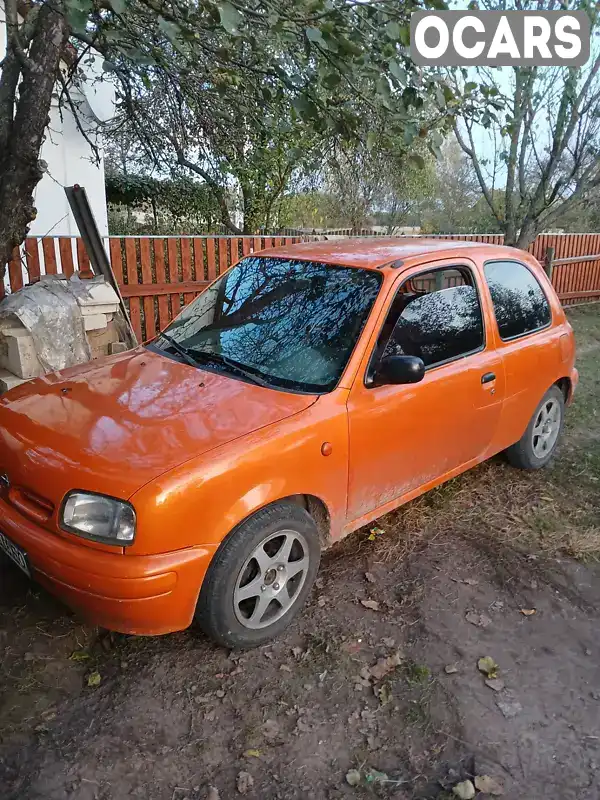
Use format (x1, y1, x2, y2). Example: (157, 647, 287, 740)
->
(258, 238, 536, 271)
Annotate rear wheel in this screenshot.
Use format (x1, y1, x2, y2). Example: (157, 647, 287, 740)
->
(195, 502, 320, 648)
(505, 385, 564, 470)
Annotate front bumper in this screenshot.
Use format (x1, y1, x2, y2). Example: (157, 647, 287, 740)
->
(0, 496, 217, 635)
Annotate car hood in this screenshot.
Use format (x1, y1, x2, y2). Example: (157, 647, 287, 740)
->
(0, 348, 317, 504)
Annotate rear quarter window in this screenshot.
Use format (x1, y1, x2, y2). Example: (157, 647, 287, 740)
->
(484, 260, 551, 340)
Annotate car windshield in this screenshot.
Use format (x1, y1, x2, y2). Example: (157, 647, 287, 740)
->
(150, 256, 382, 393)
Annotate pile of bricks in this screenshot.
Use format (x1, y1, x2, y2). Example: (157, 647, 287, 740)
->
(0, 280, 128, 393)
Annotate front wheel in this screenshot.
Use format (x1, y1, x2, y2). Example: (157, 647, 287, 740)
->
(195, 502, 321, 649)
(505, 385, 565, 470)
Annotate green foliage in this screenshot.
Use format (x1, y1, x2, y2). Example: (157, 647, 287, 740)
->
(105, 173, 222, 233)
(320, 120, 437, 232)
(78, 0, 454, 231)
(79, 0, 451, 137)
(274, 191, 346, 231)
(422, 140, 503, 235)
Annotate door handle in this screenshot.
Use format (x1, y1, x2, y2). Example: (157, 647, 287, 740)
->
(481, 372, 496, 384)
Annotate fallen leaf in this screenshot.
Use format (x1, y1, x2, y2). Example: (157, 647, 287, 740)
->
(346, 769, 361, 787)
(69, 650, 90, 661)
(438, 767, 461, 791)
(279, 664, 292, 673)
(375, 682, 392, 705)
(485, 677, 505, 692)
(236, 771, 254, 794)
(365, 572, 376, 583)
(478, 656, 499, 678)
(365, 767, 389, 784)
(444, 664, 459, 674)
(466, 611, 492, 628)
(520, 608, 536, 616)
(381, 637, 395, 648)
(243, 749, 261, 758)
(361, 599, 380, 611)
(368, 651, 404, 680)
(452, 780, 475, 799)
(87, 671, 101, 687)
(474, 775, 504, 795)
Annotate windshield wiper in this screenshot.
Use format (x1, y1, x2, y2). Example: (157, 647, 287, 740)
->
(156, 332, 203, 369)
(187, 349, 273, 389)
(156, 333, 271, 388)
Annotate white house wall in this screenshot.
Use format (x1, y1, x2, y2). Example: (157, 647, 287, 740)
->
(33, 98, 110, 239)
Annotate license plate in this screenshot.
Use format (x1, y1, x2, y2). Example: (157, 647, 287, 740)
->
(0, 530, 30, 577)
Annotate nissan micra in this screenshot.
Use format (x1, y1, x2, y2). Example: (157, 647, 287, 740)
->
(0, 240, 577, 648)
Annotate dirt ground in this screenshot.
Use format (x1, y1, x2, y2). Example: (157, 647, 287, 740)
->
(1, 305, 600, 800)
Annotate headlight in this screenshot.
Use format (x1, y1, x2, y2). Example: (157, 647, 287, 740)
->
(61, 491, 136, 545)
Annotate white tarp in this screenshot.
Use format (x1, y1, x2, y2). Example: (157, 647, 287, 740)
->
(0, 275, 91, 372)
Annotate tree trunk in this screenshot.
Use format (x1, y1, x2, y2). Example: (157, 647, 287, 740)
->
(515, 219, 537, 251)
(0, 2, 69, 279)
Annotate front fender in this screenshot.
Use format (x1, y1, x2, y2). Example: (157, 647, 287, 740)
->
(126, 390, 349, 556)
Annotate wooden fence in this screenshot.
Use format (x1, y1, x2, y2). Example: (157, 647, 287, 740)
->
(3, 235, 305, 342)
(3, 232, 600, 343)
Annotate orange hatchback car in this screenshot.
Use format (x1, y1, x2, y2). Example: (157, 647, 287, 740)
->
(0, 240, 577, 647)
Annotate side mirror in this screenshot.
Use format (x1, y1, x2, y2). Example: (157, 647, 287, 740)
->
(373, 355, 425, 386)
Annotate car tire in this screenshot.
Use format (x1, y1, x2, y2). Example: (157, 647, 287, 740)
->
(505, 385, 565, 470)
(195, 502, 321, 649)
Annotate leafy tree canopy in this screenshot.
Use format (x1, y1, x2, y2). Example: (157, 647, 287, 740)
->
(1, 0, 456, 268)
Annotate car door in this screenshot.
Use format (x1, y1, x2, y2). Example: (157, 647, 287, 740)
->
(346, 259, 504, 526)
(482, 258, 562, 453)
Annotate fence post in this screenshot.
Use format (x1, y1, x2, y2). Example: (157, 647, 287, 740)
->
(544, 246, 555, 282)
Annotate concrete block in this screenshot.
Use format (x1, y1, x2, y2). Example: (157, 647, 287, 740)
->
(109, 342, 128, 355)
(83, 314, 108, 332)
(0, 316, 24, 334)
(79, 302, 119, 317)
(83, 282, 120, 305)
(77, 282, 120, 317)
(0, 369, 27, 393)
(86, 321, 120, 351)
(0, 328, 43, 379)
(91, 345, 109, 360)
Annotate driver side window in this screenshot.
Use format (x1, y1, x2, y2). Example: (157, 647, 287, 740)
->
(371, 267, 485, 376)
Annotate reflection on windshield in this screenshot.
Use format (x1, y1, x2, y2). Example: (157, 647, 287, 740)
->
(153, 256, 382, 393)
